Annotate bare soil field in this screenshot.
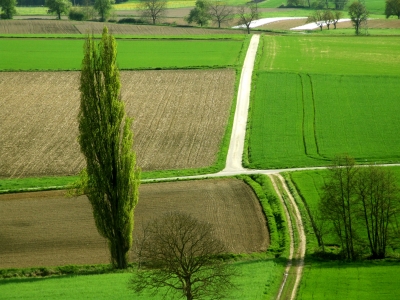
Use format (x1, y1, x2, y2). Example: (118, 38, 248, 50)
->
(306, 18, 400, 30)
(257, 19, 308, 30)
(0, 178, 269, 269)
(0, 19, 243, 35)
(0, 70, 235, 178)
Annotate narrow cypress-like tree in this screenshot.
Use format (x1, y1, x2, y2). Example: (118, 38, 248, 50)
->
(79, 27, 140, 269)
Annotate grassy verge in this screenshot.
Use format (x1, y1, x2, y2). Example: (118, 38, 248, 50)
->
(0, 176, 79, 194)
(282, 172, 319, 256)
(241, 174, 289, 258)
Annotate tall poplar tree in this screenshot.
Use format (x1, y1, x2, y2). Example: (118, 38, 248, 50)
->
(79, 27, 140, 269)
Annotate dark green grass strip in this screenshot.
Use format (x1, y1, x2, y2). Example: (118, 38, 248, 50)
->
(0, 38, 244, 70)
(0, 176, 79, 194)
(297, 260, 400, 300)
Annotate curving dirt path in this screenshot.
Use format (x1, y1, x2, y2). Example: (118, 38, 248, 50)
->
(275, 174, 306, 300)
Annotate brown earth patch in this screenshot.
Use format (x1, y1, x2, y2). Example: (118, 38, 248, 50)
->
(307, 19, 400, 30)
(0, 178, 269, 269)
(257, 18, 308, 30)
(0, 19, 244, 35)
(0, 70, 235, 178)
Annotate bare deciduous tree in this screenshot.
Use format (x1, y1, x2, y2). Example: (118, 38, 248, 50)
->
(130, 212, 236, 300)
(139, 0, 167, 25)
(320, 155, 358, 260)
(332, 10, 343, 29)
(237, 3, 258, 34)
(356, 166, 400, 259)
(307, 10, 324, 31)
(208, 1, 233, 28)
(319, 155, 400, 260)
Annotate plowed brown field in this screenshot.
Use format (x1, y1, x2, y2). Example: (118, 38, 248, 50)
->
(0, 20, 243, 35)
(0, 70, 235, 178)
(0, 178, 269, 269)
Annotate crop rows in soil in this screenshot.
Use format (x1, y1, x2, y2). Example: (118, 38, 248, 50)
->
(0, 178, 269, 269)
(0, 69, 235, 178)
(0, 20, 244, 35)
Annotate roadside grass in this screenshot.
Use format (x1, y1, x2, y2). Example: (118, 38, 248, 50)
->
(242, 174, 289, 258)
(259, 36, 400, 76)
(0, 176, 78, 194)
(0, 38, 245, 70)
(297, 260, 400, 300)
(0, 257, 283, 299)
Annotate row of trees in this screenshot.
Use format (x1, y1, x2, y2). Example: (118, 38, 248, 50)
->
(314, 155, 400, 260)
(185, 1, 259, 33)
(307, 9, 343, 30)
(307, 1, 368, 35)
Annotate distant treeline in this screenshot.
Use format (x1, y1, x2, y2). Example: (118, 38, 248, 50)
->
(17, 0, 127, 6)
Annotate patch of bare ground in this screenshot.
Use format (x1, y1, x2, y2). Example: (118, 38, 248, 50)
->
(0, 178, 269, 269)
(0, 70, 235, 178)
(0, 20, 80, 34)
(258, 19, 307, 30)
(0, 19, 243, 35)
(365, 18, 400, 28)
(310, 19, 400, 30)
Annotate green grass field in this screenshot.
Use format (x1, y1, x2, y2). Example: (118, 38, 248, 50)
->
(297, 260, 400, 299)
(0, 258, 284, 300)
(246, 35, 400, 169)
(289, 168, 400, 299)
(0, 38, 245, 70)
(289, 166, 400, 245)
(259, 36, 400, 76)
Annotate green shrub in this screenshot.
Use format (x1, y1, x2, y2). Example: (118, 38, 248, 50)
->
(68, 7, 86, 21)
(117, 17, 146, 24)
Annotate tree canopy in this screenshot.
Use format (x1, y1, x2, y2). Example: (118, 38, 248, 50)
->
(94, 0, 114, 21)
(237, 3, 259, 34)
(139, 0, 167, 25)
(0, 0, 17, 19)
(319, 155, 400, 259)
(186, 0, 211, 27)
(348, 1, 369, 35)
(78, 27, 141, 269)
(131, 212, 236, 299)
(45, 0, 71, 19)
(385, 0, 400, 19)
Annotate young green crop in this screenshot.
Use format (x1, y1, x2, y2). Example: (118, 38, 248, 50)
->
(259, 36, 400, 76)
(0, 38, 244, 70)
(297, 261, 400, 299)
(246, 72, 400, 169)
